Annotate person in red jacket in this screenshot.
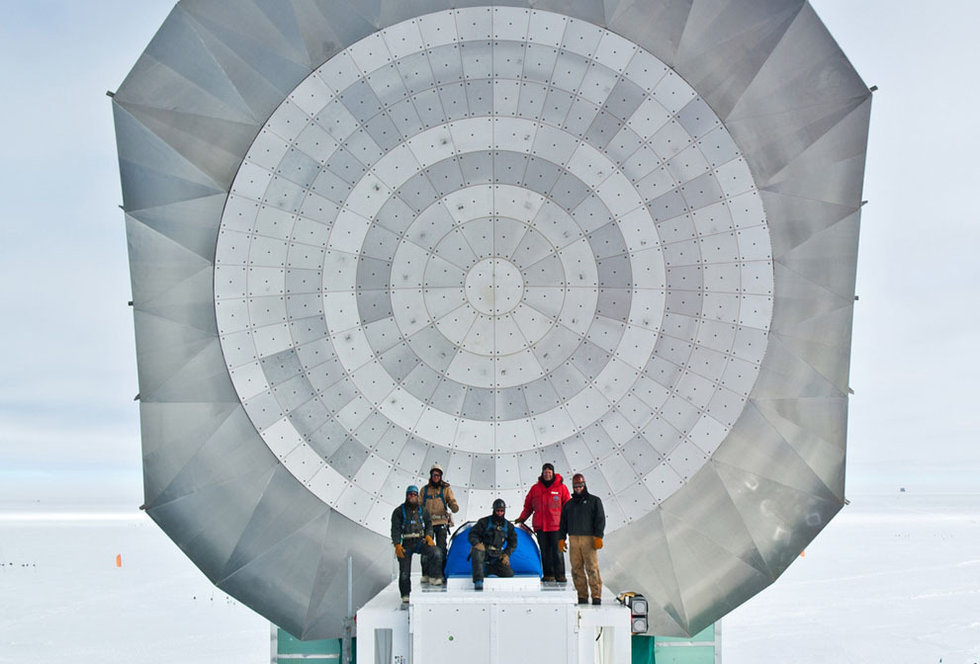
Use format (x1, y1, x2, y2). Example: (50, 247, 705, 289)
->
(515, 463, 570, 582)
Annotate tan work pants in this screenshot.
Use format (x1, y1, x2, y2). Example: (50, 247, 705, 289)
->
(568, 535, 602, 600)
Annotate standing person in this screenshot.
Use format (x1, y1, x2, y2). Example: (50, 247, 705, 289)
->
(559, 472, 606, 605)
(468, 498, 518, 591)
(515, 462, 570, 582)
(391, 485, 441, 603)
(420, 463, 458, 583)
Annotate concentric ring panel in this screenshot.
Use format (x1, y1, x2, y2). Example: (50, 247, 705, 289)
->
(214, 8, 772, 537)
(114, 0, 870, 639)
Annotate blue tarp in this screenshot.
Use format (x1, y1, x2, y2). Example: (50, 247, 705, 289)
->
(445, 522, 542, 577)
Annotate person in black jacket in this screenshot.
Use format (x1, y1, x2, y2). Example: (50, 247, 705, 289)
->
(468, 498, 518, 591)
(558, 473, 606, 605)
(391, 485, 441, 603)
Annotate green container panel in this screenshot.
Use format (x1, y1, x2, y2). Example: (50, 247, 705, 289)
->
(632, 634, 657, 663)
(653, 645, 715, 663)
(632, 625, 718, 664)
(276, 630, 354, 661)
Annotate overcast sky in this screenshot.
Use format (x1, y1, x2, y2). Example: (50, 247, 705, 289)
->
(0, 1, 976, 508)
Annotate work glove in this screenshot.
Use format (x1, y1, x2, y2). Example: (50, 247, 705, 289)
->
(473, 542, 486, 552)
(394, 543, 405, 559)
(558, 539, 567, 553)
(593, 537, 603, 550)
(425, 535, 435, 547)
(500, 554, 510, 566)
(513, 517, 525, 525)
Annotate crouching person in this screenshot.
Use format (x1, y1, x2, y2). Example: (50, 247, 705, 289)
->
(469, 498, 517, 591)
(391, 485, 442, 603)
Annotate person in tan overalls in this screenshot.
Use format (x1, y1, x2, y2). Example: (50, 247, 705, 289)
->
(420, 463, 458, 584)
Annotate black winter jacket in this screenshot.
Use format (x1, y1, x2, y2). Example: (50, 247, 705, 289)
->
(391, 502, 433, 545)
(468, 515, 517, 556)
(558, 490, 605, 539)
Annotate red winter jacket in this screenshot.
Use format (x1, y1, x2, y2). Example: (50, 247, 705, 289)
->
(518, 474, 571, 532)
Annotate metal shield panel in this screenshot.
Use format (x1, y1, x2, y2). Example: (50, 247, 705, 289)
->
(116, 0, 870, 639)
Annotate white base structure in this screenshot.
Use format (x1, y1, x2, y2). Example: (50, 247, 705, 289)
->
(357, 575, 630, 664)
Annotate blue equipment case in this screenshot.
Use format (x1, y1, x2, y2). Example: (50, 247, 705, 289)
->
(444, 522, 542, 577)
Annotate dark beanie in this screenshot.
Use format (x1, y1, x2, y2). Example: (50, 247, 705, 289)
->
(542, 463, 555, 472)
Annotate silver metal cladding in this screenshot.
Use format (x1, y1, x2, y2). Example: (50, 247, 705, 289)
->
(114, 0, 870, 639)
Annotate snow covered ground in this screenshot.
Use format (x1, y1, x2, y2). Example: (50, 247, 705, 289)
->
(0, 509, 268, 663)
(723, 493, 980, 663)
(0, 493, 977, 663)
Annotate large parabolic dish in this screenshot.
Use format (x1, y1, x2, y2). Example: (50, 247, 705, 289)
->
(113, 0, 870, 639)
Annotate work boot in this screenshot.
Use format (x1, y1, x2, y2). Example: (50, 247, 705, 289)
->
(542, 576, 555, 582)
(401, 596, 409, 604)
(556, 576, 567, 583)
(420, 576, 430, 585)
(474, 580, 483, 591)
(430, 577, 443, 586)
(578, 597, 588, 605)
(592, 598, 601, 605)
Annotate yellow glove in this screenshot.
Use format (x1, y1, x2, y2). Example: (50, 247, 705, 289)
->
(425, 535, 435, 547)
(473, 542, 486, 552)
(394, 543, 405, 559)
(558, 539, 567, 553)
(500, 553, 510, 566)
(593, 537, 603, 550)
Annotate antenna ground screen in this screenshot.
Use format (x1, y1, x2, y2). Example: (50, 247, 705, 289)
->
(114, 0, 870, 639)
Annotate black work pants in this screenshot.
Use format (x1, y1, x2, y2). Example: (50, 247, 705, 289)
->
(537, 530, 565, 580)
(471, 547, 514, 582)
(433, 524, 449, 577)
(397, 538, 442, 597)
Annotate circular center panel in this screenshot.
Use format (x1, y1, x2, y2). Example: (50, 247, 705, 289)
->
(464, 258, 525, 316)
(214, 7, 773, 537)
